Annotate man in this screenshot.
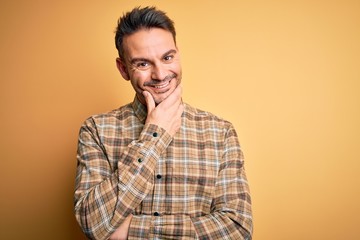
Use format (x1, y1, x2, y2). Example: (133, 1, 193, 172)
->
(74, 6, 253, 240)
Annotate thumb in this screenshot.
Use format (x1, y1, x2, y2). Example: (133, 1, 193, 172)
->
(143, 91, 155, 113)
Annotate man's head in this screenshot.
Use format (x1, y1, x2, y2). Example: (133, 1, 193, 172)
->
(115, 7, 182, 105)
(115, 6, 176, 61)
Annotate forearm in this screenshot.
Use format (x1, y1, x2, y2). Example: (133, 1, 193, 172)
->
(128, 171, 252, 239)
(128, 214, 196, 239)
(74, 160, 154, 239)
(127, 209, 252, 240)
(74, 121, 172, 239)
(126, 124, 253, 239)
(191, 207, 253, 239)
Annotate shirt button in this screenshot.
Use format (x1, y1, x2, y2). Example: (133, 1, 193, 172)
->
(137, 158, 142, 163)
(154, 212, 160, 216)
(156, 174, 162, 179)
(152, 132, 158, 137)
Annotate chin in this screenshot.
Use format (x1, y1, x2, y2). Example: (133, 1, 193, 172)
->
(154, 97, 165, 105)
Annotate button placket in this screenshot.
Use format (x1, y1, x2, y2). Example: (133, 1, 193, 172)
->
(152, 138, 165, 219)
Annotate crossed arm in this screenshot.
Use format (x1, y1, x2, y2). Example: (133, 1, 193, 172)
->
(74, 86, 252, 239)
(75, 123, 252, 239)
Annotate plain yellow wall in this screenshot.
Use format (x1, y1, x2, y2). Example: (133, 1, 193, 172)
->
(1, 0, 359, 239)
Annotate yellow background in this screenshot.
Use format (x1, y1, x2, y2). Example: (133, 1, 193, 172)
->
(1, 0, 359, 239)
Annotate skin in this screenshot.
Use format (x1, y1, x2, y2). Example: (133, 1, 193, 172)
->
(110, 28, 184, 239)
(116, 28, 182, 106)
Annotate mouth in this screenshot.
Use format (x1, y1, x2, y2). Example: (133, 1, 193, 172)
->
(144, 74, 177, 93)
(147, 79, 172, 94)
(152, 80, 171, 89)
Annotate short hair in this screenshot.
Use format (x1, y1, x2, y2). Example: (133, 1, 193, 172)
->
(115, 6, 176, 60)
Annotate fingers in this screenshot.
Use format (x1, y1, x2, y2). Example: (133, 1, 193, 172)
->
(143, 91, 155, 113)
(143, 85, 183, 136)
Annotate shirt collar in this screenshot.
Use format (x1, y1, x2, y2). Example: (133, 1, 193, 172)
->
(132, 96, 147, 123)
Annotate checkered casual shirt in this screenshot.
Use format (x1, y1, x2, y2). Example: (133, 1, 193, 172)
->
(74, 97, 253, 239)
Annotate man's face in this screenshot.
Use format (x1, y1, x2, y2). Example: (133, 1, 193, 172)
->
(117, 28, 182, 105)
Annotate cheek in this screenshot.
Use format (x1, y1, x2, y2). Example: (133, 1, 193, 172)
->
(171, 62, 182, 75)
(130, 71, 149, 89)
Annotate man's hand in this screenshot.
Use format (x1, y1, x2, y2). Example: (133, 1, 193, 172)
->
(109, 214, 133, 240)
(143, 85, 184, 137)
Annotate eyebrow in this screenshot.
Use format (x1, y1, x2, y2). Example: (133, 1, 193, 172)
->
(162, 49, 177, 58)
(130, 57, 148, 65)
(129, 49, 177, 65)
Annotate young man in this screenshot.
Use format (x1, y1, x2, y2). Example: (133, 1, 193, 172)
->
(74, 6, 253, 240)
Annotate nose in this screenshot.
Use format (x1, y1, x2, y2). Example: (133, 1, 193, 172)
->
(151, 63, 167, 81)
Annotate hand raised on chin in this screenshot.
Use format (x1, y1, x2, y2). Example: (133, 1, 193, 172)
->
(143, 85, 183, 137)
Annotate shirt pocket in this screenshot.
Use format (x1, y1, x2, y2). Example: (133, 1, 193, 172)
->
(167, 159, 218, 217)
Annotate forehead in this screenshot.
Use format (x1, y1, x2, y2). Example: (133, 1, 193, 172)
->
(123, 28, 177, 59)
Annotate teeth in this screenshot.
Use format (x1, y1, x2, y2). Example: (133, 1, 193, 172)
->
(154, 81, 170, 89)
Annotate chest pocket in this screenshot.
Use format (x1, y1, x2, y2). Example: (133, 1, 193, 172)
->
(164, 156, 219, 217)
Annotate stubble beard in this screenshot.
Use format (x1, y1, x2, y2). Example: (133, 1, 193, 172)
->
(144, 73, 180, 105)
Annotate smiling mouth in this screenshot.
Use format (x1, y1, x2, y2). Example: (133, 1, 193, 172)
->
(153, 80, 171, 89)
(147, 79, 172, 94)
(144, 74, 176, 92)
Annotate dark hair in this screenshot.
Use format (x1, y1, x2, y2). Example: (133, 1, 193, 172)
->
(115, 6, 176, 60)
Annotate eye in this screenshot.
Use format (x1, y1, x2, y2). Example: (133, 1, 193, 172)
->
(134, 61, 150, 70)
(163, 55, 174, 62)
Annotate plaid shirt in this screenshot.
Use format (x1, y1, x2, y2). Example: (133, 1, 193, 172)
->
(74, 97, 253, 239)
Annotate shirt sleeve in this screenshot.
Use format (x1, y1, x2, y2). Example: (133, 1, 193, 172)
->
(191, 124, 253, 239)
(127, 123, 253, 239)
(74, 117, 172, 240)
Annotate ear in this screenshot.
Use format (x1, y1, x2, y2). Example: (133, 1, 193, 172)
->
(116, 57, 130, 80)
